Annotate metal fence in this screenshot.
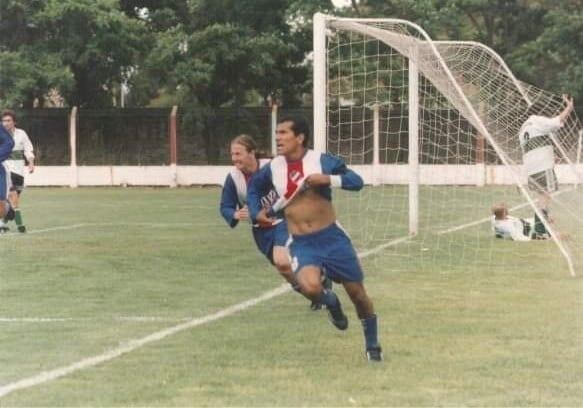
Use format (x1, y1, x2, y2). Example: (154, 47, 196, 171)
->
(12, 107, 500, 165)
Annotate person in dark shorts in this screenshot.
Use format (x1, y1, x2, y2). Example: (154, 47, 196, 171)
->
(0, 110, 34, 233)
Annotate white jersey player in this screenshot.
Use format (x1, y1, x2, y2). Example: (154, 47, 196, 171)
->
(518, 94, 573, 194)
(1, 110, 35, 233)
(491, 202, 550, 241)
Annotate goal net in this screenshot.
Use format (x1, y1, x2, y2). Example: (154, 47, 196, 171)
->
(313, 14, 583, 276)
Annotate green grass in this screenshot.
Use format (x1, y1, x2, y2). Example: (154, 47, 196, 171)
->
(1, 187, 582, 406)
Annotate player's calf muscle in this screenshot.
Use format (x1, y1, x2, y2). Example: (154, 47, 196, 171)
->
(344, 282, 375, 318)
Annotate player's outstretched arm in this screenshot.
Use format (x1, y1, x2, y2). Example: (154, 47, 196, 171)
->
(558, 94, 574, 124)
(321, 153, 363, 191)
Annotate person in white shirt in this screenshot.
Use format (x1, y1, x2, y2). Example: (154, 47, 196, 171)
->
(518, 94, 574, 213)
(491, 202, 554, 241)
(1, 110, 34, 233)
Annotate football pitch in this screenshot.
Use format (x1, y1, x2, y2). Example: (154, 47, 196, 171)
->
(1, 187, 583, 406)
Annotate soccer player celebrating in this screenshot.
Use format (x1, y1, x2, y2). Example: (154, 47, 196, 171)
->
(220, 134, 325, 310)
(248, 115, 383, 362)
(0, 123, 15, 224)
(518, 94, 574, 219)
(0, 110, 35, 233)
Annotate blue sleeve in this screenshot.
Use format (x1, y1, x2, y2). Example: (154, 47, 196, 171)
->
(219, 174, 239, 228)
(321, 153, 363, 191)
(248, 165, 274, 223)
(0, 125, 14, 162)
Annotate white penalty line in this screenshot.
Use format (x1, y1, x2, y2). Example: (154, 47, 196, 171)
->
(0, 284, 291, 398)
(0, 236, 407, 398)
(1, 237, 410, 325)
(0, 316, 191, 323)
(2, 222, 223, 237)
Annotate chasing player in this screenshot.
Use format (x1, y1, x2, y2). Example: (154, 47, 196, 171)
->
(220, 134, 326, 310)
(248, 115, 383, 362)
(0, 110, 34, 233)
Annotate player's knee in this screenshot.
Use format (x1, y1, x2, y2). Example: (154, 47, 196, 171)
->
(275, 263, 294, 285)
(301, 282, 322, 298)
(272, 247, 290, 269)
(274, 257, 290, 273)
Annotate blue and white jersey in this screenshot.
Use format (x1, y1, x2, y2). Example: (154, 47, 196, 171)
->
(220, 158, 280, 229)
(0, 125, 14, 162)
(0, 125, 15, 200)
(248, 150, 363, 223)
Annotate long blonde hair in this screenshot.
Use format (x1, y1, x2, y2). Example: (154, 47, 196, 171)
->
(230, 134, 272, 159)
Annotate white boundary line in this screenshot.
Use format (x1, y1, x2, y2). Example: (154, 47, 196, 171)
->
(1, 222, 224, 237)
(0, 234, 408, 398)
(0, 284, 290, 398)
(358, 236, 411, 258)
(0, 316, 190, 323)
(1, 235, 412, 326)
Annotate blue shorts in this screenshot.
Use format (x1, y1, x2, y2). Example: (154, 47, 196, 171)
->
(0, 165, 9, 200)
(288, 222, 363, 283)
(252, 219, 289, 264)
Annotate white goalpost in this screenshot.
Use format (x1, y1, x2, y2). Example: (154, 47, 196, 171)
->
(313, 13, 583, 276)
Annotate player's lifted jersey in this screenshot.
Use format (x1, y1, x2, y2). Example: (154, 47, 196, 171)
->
(247, 150, 363, 222)
(5, 128, 34, 176)
(491, 216, 532, 241)
(518, 115, 562, 176)
(220, 158, 280, 228)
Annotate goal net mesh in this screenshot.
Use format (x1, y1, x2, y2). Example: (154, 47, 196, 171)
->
(321, 18, 583, 275)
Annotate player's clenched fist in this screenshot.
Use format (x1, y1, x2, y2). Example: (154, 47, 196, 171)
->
(235, 206, 249, 220)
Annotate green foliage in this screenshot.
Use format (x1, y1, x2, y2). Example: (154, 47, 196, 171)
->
(347, 0, 583, 110)
(37, 0, 149, 107)
(508, 2, 583, 103)
(1, 0, 582, 112)
(0, 0, 148, 107)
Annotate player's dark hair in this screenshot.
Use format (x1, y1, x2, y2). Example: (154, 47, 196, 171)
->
(231, 134, 272, 159)
(1, 110, 16, 122)
(277, 115, 310, 148)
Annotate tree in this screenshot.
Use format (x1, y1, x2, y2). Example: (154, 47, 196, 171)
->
(344, 0, 583, 108)
(0, 0, 149, 108)
(37, 0, 149, 107)
(0, 0, 73, 107)
(126, 0, 332, 161)
(508, 2, 583, 106)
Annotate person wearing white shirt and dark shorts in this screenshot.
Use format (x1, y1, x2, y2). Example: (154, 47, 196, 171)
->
(518, 94, 574, 237)
(1, 110, 35, 233)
